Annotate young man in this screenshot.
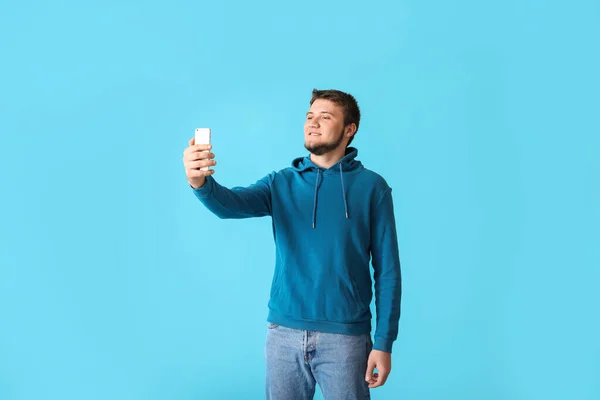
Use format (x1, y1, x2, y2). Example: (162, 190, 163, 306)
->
(183, 89, 402, 399)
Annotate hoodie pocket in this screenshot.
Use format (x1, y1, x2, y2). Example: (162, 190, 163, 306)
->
(349, 275, 367, 311)
(322, 274, 369, 323)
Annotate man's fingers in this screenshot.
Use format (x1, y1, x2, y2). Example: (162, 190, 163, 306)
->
(188, 139, 212, 151)
(183, 143, 210, 154)
(183, 143, 212, 159)
(368, 370, 389, 388)
(188, 160, 217, 169)
(365, 360, 376, 383)
(368, 372, 381, 388)
(187, 168, 215, 178)
(185, 151, 215, 162)
(368, 372, 378, 384)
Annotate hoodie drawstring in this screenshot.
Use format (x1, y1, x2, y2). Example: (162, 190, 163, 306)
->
(312, 166, 349, 229)
(312, 169, 320, 229)
(339, 164, 349, 219)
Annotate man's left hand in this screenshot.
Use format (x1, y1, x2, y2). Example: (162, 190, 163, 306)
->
(365, 349, 391, 388)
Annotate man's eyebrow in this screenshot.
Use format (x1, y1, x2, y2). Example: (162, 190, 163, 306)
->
(306, 111, 334, 115)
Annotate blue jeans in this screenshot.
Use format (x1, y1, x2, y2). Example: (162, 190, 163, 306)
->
(265, 322, 372, 400)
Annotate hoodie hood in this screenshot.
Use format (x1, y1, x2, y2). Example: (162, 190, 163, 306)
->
(290, 147, 364, 228)
(291, 146, 363, 174)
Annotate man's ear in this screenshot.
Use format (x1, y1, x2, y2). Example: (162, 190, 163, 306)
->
(345, 123, 357, 138)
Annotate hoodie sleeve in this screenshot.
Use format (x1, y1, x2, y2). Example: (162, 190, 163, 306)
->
(370, 187, 402, 353)
(191, 173, 274, 218)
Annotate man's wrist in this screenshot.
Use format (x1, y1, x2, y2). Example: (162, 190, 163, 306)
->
(189, 177, 206, 189)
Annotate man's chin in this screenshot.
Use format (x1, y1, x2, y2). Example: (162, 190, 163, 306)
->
(305, 129, 347, 155)
(305, 143, 329, 156)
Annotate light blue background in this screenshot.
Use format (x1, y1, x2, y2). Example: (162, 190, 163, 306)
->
(1, 0, 599, 399)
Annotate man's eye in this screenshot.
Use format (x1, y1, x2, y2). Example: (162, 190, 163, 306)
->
(323, 116, 330, 119)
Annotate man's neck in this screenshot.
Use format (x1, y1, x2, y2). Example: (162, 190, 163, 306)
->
(310, 146, 348, 169)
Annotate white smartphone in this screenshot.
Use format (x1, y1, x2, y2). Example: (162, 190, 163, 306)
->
(194, 128, 211, 171)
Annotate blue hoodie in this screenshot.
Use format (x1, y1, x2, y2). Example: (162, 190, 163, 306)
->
(191, 147, 402, 353)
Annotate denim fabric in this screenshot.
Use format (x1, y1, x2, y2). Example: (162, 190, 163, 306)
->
(265, 322, 372, 400)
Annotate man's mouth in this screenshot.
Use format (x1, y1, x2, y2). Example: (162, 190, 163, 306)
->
(309, 132, 321, 136)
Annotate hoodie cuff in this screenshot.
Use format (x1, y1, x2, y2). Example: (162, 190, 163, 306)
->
(373, 337, 394, 353)
(190, 176, 214, 198)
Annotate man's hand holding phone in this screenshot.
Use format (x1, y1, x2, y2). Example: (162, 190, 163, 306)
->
(183, 137, 216, 189)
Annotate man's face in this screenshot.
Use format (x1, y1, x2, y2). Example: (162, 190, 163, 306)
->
(304, 99, 346, 156)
